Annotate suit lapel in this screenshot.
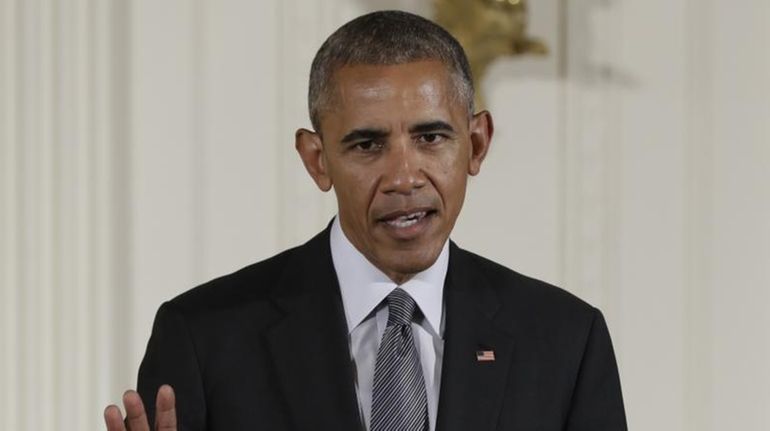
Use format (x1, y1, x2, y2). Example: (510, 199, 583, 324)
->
(436, 243, 516, 431)
(265, 228, 362, 431)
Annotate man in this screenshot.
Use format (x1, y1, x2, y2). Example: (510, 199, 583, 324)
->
(105, 10, 627, 431)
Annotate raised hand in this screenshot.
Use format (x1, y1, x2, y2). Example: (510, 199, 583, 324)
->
(104, 384, 177, 431)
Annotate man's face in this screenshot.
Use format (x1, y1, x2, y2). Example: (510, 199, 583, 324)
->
(296, 60, 492, 284)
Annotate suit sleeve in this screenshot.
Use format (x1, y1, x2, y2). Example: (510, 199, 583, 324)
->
(564, 308, 628, 431)
(137, 301, 207, 430)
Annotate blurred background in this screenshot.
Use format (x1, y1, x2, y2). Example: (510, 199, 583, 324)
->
(1, 0, 768, 429)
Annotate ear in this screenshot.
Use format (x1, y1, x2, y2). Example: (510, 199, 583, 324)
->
(468, 110, 494, 176)
(295, 128, 333, 191)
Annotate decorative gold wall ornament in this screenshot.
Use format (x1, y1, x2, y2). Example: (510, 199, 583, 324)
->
(435, 0, 547, 108)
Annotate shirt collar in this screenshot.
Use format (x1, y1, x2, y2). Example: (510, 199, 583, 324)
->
(330, 216, 448, 337)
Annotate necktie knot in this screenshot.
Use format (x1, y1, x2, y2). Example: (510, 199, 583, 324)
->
(386, 288, 417, 327)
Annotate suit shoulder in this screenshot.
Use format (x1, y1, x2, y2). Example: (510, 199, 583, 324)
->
(167, 245, 299, 313)
(460, 248, 597, 319)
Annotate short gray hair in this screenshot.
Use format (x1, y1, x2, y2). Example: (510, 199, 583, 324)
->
(308, 10, 475, 132)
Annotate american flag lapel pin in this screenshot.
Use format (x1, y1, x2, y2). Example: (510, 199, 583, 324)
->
(476, 349, 495, 362)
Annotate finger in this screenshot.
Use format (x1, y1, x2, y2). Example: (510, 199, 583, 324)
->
(123, 390, 151, 431)
(104, 404, 127, 431)
(154, 385, 177, 430)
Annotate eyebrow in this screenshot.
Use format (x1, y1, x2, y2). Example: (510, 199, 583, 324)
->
(339, 120, 456, 144)
(409, 120, 455, 134)
(340, 128, 389, 144)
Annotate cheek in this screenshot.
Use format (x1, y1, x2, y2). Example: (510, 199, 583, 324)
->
(428, 149, 469, 207)
(442, 142, 471, 176)
(335, 169, 379, 215)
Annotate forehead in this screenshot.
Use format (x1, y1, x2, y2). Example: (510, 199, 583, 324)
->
(322, 61, 464, 130)
(333, 60, 452, 95)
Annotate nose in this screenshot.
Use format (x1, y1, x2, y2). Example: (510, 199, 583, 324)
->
(380, 138, 426, 195)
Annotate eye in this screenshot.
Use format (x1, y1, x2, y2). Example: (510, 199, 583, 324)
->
(353, 140, 383, 152)
(418, 133, 445, 144)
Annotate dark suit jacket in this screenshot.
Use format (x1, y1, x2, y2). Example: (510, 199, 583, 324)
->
(138, 226, 627, 430)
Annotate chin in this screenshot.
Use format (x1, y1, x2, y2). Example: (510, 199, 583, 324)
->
(386, 247, 441, 275)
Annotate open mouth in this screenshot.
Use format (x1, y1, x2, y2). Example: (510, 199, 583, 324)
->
(384, 210, 429, 228)
(378, 209, 437, 230)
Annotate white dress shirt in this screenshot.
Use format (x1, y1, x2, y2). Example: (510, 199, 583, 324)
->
(330, 216, 448, 431)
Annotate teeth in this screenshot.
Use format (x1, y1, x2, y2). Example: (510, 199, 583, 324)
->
(385, 211, 427, 228)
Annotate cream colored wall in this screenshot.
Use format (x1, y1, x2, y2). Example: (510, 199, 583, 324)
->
(1, 0, 768, 429)
(1, 1, 130, 429)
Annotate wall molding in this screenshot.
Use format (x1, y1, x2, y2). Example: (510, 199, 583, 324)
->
(0, 0, 128, 429)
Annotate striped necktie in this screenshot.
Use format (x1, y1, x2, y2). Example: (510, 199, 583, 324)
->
(371, 288, 429, 431)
